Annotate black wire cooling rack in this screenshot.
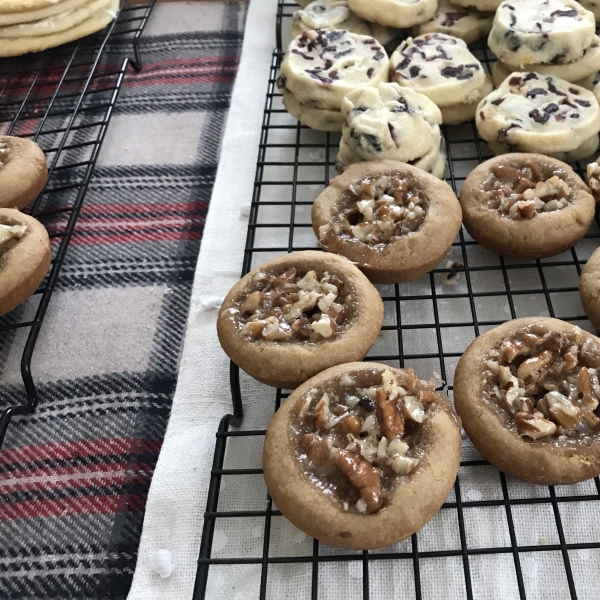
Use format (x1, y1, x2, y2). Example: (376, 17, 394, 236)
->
(195, 4, 600, 599)
(0, 0, 156, 448)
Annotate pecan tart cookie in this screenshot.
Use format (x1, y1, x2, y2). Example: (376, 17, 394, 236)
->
(455, 317, 600, 485)
(579, 248, 600, 333)
(312, 160, 462, 283)
(459, 153, 595, 259)
(217, 251, 383, 389)
(0, 136, 48, 209)
(0, 208, 51, 316)
(263, 362, 462, 549)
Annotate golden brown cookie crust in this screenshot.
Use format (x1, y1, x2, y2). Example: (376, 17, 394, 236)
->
(311, 159, 462, 284)
(0, 208, 51, 316)
(454, 316, 600, 485)
(459, 153, 595, 260)
(580, 247, 600, 332)
(0, 136, 48, 210)
(262, 362, 462, 549)
(217, 251, 384, 389)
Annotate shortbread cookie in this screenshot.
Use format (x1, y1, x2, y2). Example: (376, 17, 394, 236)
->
(217, 251, 383, 389)
(282, 91, 344, 131)
(442, 77, 492, 124)
(455, 317, 600, 485)
(476, 73, 600, 156)
(291, 1, 397, 47)
(312, 160, 462, 283)
(491, 38, 600, 89)
(0, 136, 48, 209)
(459, 153, 595, 259)
(0, 0, 74, 13)
(340, 82, 442, 165)
(580, 247, 600, 332)
(263, 362, 461, 548)
(0, 0, 89, 26)
(579, 0, 600, 19)
(0, 209, 51, 316)
(488, 0, 596, 68)
(278, 30, 389, 112)
(0, 0, 111, 38)
(348, 0, 438, 28)
(451, 0, 501, 11)
(0, 0, 118, 57)
(417, 0, 494, 45)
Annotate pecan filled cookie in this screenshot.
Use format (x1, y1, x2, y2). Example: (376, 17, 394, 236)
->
(0, 136, 48, 209)
(217, 251, 383, 389)
(455, 317, 600, 485)
(263, 362, 462, 549)
(459, 154, 595, 259)
(579, 248, 600, 333)
(312, 160, 462, 283)
(0, 208, 51, 316)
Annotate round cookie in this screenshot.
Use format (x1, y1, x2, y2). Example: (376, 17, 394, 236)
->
(0, 0, 89, 26)
(0, 208, 51, 316)
(451, 0, 501, 11)
(217, 251, 384, 389)
(486, 134, 600, 163)
(0, 0, 118, 57)
(282, 92, 344, 132)
(312, 160, 462, 283)
(278, 30, 389, 112)
(459, 153, 595, 259)
(587, 161, 600, 205)
(476, 72, 600, 156)
(291, 1, 397, 47)
(390, 33, 487, 108)
(580, 247, 600, 332)
(455, 317, 600, 485)
(263, 362, 462, 549)
(442, 77, 492, 124)
(340, 82, 443, 164)
(0, 136, 48, 209)
(348, 0, 438, 28)
(0, 0, 74, 13)
(490, 38, 600, 89)
(488, 0, 596, 68)
(416, 0, 494, 45)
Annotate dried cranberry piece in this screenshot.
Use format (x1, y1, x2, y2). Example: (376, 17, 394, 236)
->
(529, 103, 559, 124)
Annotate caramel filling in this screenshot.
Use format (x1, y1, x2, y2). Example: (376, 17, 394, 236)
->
(484, 161, 572, 220)
(293, 369, 440, 514)
(483, 326, 600, 441)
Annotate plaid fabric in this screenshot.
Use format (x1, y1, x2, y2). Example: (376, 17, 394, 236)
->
(0, 3, 247, 598)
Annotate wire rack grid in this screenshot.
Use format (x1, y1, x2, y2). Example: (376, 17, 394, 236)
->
(0, 0, 157, 448)
(195, 5, 600, 599)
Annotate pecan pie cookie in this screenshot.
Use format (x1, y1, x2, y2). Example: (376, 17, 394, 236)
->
(217, 251, 383, 389)
(455, 317, 600, 485)
(0, 136, 48, 209)
(586, 161, 600, 205)
(459, 153, 595, 259)
(0, 208, 51, 316)
(263, 362, 462, 549)
(579, 248, 600, 333)
(312, 160, 462, 283)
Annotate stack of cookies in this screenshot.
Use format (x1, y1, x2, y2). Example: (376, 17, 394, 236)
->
(0, 0, 119, 57)
(489, 0, 600, 89)
(277, 29, 389, 132)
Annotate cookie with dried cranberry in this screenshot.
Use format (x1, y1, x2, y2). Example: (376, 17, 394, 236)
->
(451, 0, 501, 12)
(416, 0, 493, 45)
(459, 153, 595, 259)
(0, 208, 51, 316)
(476, 72, 600, 157)
(217, 251, 383, 389)
(282, 91, 345, 132)
(348, 0, 438, 28)
(312, 160, 461, 283)
(488, 0, 596, 68)
(278, 29, 389, 113)
(0, 136, 48, 210)
(263, 362, 461, 549)
(455, 317, 600, 485)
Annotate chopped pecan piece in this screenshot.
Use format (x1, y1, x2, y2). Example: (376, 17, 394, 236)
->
(240, 291, 265, 313)
(376, 388, 404, 439)
(242, 320, 266, 339)
(546, 391, 581, 429)
(340, 415, 362, 437)
(517, 350, 553, 382)
(337, 450, 386, 513)
(418, 389, 438, 403)
(515, 411, 557, 439)
(300, 434, 330, 465)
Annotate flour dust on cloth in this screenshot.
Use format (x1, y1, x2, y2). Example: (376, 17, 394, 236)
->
(0, 0, 118, 56)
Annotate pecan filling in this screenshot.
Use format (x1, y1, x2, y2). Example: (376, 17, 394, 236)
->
(0, 223, 26, 257)
(234, 268, 355, 343)
(328, 174, 427, 245)
(484, 161, 572, 220)
(294, 369, 439, 514)
(483, 326, 600, 441)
